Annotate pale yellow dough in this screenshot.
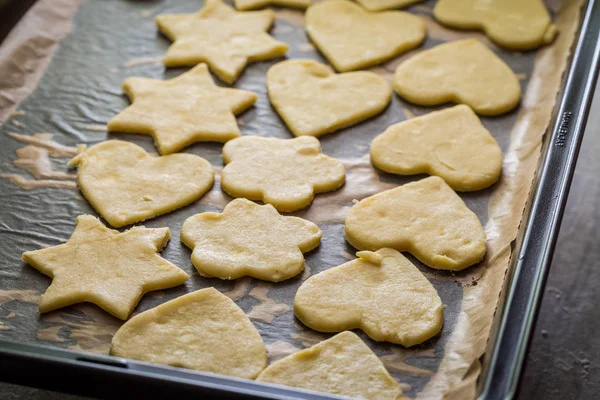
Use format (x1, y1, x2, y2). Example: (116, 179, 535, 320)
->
(235, 0, 310, 11)
(108, 64, 257, 155)
(355, 0, 424, 12)
(156, 0, 288, 83)
(370, 105, 502, 191)
(221, 136, 346, 212)
(434, 0, 557, 50)
(345, 176, 486, 270)
(181, 198, 322, 281)
(305, 0, 425, 72)
(22, 215, 189, 320)
(257, 331, 402, 399)
(394, 39, 521, 116)
(111, 288, 267, 379)
(68, 140, 213, 228)
(294, 249, 443, 347)
(267, 60, 392, 137)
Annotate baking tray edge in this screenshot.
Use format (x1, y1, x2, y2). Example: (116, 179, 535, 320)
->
(478, 0, 600, 399)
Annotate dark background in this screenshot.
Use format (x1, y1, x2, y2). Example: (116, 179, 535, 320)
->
(0, 1, 598, 399)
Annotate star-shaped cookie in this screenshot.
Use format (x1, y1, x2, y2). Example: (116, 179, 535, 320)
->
(22, 215, 189, 320)
(181, 198, 322, 281)
(108, 64, 258, 155)
(221, 136, 346, 212)
(156, 0, 289, 84)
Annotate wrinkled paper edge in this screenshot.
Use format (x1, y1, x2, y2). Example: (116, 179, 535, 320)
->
(0, 0, 84, 125)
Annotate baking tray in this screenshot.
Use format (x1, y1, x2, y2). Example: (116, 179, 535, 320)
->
(0, 0, 598, 399)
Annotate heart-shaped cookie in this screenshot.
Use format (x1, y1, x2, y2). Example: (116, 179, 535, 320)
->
(370, 105, 503, 191)
(257, 331, 402, 399)
(267, 59, 392, 137)
(111, 287, 267, 378)
(69, 140, 214, 228)
(345, 176, 486, 270)
(434, 0, 557, 50)
(294, 249, 443, 347)
(394, 39, 521, 116)
(305, 0, 426, 72)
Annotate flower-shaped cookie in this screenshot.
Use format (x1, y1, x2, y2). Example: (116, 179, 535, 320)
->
(306, 0, 426, 71)
(221, 136, 346, 212)
(394, 39, 521, 116)
(108, 64, 257, 155)
(69, 140, 214, 228)
(111, 288, 267, 378)
(434, 0, 557, 50)
(370, 105, 503, 191)
(267, 60, 392, 137)
(345, 176, 487, 270)
(257, 331, 402, 399)
(295, 249, 443, 347)
(156, 0, 288, 83)
(22, 215, 189, 320)
(181, 198, 322, 281)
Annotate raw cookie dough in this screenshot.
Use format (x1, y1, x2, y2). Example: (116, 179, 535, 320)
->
(370, 105, 502, 191)
(345, 176, 486, 270)
(257, 331, 402, 399)
(235, 0, 310, 11)
(108, 64, 257, 155)
(355, 0, 423, 12)
(156, 0, 288, 83)
(294, 249, 443, 347)
(69, 140, 214, 228)
(394, 39, 521, 116)
(305, 0, 425, 72)
(22, 215, 189, 320)
(434, 0, 557, 50)
(111, 287, 267, 379)
(181, 198, 322, 281)
(267, 59, 392, 137)
(221, 136, 346, 212)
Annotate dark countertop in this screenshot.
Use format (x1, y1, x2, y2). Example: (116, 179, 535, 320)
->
(1, 1, 598, 399)
(516, 83, 600, 399)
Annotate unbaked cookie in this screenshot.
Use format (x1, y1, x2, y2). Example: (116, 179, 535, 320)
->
(156, 0, 288, 84)
(355, 0, 423, 12)
(257, 331, 402, 399)
(69, 140, 214, 228)
(305, 0, 425, 72)
(370, 105, 502, 191)
(108, 64, 257, 155)
(345, 176, 486, 270)
(235, 0, 310, 11)
(221, 136, 346, 212)
(294, 249, 443, 347)
(394, 39, 521, 116)
(111, 287, 267, 378)
(434, 0, 557, 50)
(22, 215, 189, 320)
(181, 198, 322, 281)
(267, 59, 392, 137)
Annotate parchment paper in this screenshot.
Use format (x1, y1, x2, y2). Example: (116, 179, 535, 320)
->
(0, 0, 582, 398)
